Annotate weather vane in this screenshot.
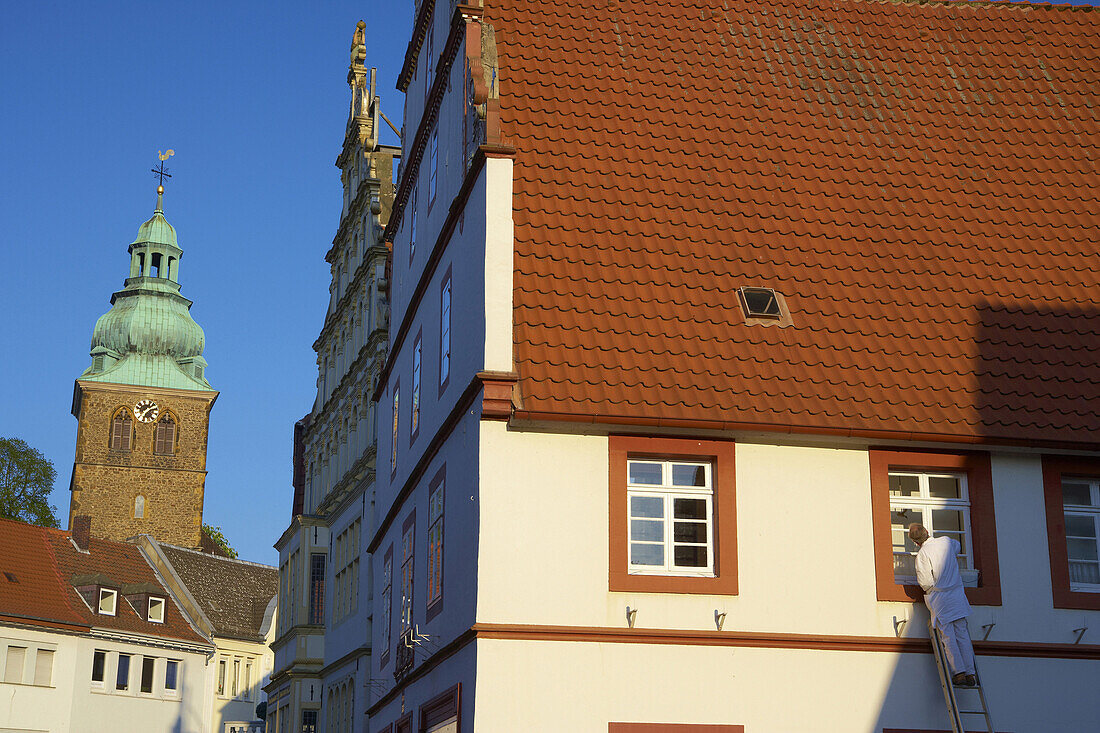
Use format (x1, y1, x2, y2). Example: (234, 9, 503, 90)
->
(152, 149, 175, 188)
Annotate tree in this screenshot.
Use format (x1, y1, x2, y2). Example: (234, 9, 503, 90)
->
(202, 523, 238, 558)
(0, 437, 60, 528)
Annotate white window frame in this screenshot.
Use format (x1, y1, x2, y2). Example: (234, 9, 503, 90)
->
(428, 126, 438, 205)
(147, 596, 165, 623)
(1063, 477, 1100, 592)
(889, 471, 977, 586)
(90, 649, 107, 688)
(626, 459, 715, 577)
(440, 276, 451, 387)
(98, 588, 118, 616)
(164, 659, 180, 696)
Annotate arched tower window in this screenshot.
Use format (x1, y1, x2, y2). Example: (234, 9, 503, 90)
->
(134, 495, 145, 519)
(110, 408, 133, 451)
(153, 413, 177, 455)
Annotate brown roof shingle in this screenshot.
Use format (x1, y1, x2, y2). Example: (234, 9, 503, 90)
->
(493, 0, 1100, 446)
(159, 544, 277, 642)
(0, 517, 207, 645)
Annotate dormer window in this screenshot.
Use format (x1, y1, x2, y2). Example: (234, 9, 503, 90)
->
(147, 596, 165, 623)
(98, 588, 118, 616)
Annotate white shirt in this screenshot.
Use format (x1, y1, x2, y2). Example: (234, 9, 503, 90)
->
(916, 535, 971, 627)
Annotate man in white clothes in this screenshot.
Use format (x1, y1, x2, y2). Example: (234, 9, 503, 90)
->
(909, 523, 977, 687)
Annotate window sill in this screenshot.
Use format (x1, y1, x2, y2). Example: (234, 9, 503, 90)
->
(610, 570, 737, 596)
(1069, 584, 1100, 594)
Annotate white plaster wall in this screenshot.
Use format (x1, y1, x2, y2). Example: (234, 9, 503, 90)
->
(477, 426, 1100, 644)
(70, 637, 206, 733)
(482, 157, 514, 372)
(473, 638, 1099, 732)
(0, 627, 76, 733)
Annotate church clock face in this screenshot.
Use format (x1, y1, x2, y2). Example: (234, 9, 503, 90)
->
(135, 399, 160, 423)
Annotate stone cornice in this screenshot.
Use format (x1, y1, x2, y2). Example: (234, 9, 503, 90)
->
(313, 247, 388, 354)
(306, 330, 387, 443)
(383, 4, 483, 245)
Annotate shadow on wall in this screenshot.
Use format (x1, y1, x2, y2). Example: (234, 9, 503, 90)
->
(974, 302, 1100, 446)
(867, 302, 1100, 732)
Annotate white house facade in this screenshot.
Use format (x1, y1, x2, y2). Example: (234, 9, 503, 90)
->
(362, 0, 1100, 732)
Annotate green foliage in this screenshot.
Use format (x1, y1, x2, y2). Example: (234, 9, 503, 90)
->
(0, 437, 59, 528)
(255, 700, 267, 721)
(202, 522, 238, 558)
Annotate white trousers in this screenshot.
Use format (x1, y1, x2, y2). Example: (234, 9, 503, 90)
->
(939, 617, 976, 675)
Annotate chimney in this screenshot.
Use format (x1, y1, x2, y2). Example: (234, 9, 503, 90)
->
(72, 515, 91, 551)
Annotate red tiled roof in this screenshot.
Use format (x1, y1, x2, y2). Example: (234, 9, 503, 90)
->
(494, 0, 1100, 446)
(46, 531, 208, 645)
(0, 518, 86, 630)
(0, 517, 207, 645)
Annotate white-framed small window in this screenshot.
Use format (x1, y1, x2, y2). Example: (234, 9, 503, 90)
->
(1062, 477, 1100, 591)
(217, 658, 226, 697)
(3, 646, 26, 684)
(232, 658, 240, 697)
(116, 653, 131, 691)
(428, 126, 438, 205)
(147, 596, 165, 623)
(627, 459, 715, 576)
(410, 185, 418, 260)
(90, 649, 107, 688)
(34, 649, 54, 686)
(98, 588, 118, 616)
(391, 385, 400, 474)
(889, 471, 976, 585)
(165, 659, 180, 695)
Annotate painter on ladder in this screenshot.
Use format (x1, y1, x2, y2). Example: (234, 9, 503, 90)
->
(909, 523, 978, 687)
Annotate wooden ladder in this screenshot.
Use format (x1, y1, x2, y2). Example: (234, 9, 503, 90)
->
(929, 621, 995, 733)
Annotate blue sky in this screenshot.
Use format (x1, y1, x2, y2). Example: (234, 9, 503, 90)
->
(0, 2, 409, 564)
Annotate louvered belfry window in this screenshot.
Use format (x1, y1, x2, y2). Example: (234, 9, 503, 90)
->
(154, 414, 176, 455)
(110, 409, 133, 451)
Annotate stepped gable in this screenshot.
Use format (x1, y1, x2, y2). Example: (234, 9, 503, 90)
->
(489, 0, 1100, 446)
(0, 518, 86, 630)
(158, 544, 277, 642)
(46, 530, 207, 644)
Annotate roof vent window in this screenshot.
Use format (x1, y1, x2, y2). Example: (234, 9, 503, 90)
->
(739, 287, 782, 319)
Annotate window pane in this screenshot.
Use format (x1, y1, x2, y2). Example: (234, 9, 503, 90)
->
(673, 521, 707, 543)
(165, 660, 178, 690)
(671, 464, 706, 487)
(630, 519, 663, 542)
(932, 509, 964, 533)
(928, 475, 961, 499)
(673, 498, 707, 520)
(1063, 482, 1094, 506)
(628, 462, 663, 485)
(34, 649, 53, 686)
(4, 647, 24, 683)
(1065, 514, 1096, 538)
(116, 654, 130, 690)
(890, 508, 921, 553)
(673, 545, 708, 568)
(893, 552, 916, 579)
(141, 657, 155, 693)
(1069, 561, 1100, 585)
(629, 495, 663, 518)
(1068, 538, 1099, 562)
(889, 474, 919, 497)
(630, 543, 663, 566)
(91, 650, 106, 682)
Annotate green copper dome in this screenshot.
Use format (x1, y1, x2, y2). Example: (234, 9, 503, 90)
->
(132, 206, 178, 247)
(80, 188, 212, 391)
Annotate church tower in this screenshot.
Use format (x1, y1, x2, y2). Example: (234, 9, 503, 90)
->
(68, 183, 217, 547)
